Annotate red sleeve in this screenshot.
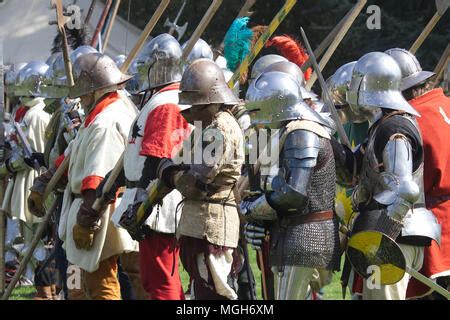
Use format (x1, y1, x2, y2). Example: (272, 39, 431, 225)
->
(54, 154, 69, 177)
(54, 154, 65, 168)
(140, 103, 190, 159)
(81, 175, 104, 192)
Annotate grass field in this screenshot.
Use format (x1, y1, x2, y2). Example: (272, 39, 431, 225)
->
(10, 248, 350, 300)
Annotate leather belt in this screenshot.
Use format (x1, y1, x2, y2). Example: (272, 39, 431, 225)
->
(426, 194, 450, 208)
(281, 210, 334, 226)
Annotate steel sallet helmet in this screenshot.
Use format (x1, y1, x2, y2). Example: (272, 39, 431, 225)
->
(14, 61, 49, 97)
(69, 52, 133, 98)
(326, 61, 366, 124)
(182, 38, 213, 65)
(250, 54, 287, 82)
(346, 52, 419, 122)
(113, 54, 140, 94)
(4, 62, 26, 97)
(384, 48, 435, 91)
(245, 71, 328, 129)
(70, 45, 98, 63)
(135, 33, 182, 92)
(40, 52, 69, 98)
(179, 58, 239, 106)
(262, 61, 314, 100)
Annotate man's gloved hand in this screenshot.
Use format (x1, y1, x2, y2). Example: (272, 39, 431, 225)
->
(73, 189, 103, 250)
(24, 152, 46, 169)
(95, 168, 125, 205)
(157, 158, 189, 188)
(244, 223, 267, 250)
(27, 167, 58, 217)
(72, 223, 96, 250)
(119, 188, 150, 241)
(239, 194, 277, 222)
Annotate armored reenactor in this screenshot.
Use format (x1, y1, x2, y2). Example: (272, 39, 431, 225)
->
(338, 52, 441, 300)
(55, 52, 137, 300)
(1, 61, 51, 294)
(385, 48, 450, 299)
(127, 59, 245, 299)
(242, 70, 341, 300)
(100, 33, 190, 300)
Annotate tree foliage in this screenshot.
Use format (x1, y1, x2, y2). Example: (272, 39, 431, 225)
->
(115, 0, 449, 82)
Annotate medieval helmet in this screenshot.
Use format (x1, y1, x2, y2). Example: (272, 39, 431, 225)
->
(326, 61, 365, 124)
(245, 71, 328, 129)
(46, 53, 61, 68)
(40, 52, 69, 98)
(384, 48, 435, 91)
(249, 54, 288, 82)
(346, 52, 419, 122)
(113, 54, 127, 68)
(135, 33, 182, 92)
(69, 52, 132, 98)
(4, 62, 26, 97)
(262, 61, 314, 99)
(182, 38, 214, 65)
(179, 58, 239, 106)
(70, 45, 98, 63)
(113, 54, 140, 94)
(14, 61, 49, 97)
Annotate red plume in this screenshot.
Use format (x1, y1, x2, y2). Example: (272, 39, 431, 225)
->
(266, 34, 312, 80)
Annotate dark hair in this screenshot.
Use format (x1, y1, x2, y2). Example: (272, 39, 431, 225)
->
(402, 77, 435, 101)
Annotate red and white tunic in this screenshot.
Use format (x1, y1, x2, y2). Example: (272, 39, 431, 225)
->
(112, 83, 191, 234)
(59, 92, 138, 273)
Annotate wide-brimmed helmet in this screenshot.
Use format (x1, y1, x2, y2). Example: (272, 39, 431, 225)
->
(179, 58, 239, 106)
(385, 48, 435, 91)
(69, 52, 132, 98)
(346, 52, 419, 121)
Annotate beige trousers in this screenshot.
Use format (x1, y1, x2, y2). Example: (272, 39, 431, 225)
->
(363, 244, 424, 300)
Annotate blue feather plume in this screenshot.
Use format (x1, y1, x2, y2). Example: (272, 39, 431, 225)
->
(224, 17, 253, 71)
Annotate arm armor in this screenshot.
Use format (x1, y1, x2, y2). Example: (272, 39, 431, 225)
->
(267, 130, 320, 215)
(373, 134, 420, 221)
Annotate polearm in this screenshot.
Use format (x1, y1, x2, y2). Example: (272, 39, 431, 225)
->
(237, 0, 257, 18)
(301, 0, 362, 72)
(0, 155, 69, 300)
(406, 266, 450, 300)
(306, 0, 367, 89)
(409, 0, 449, 55)
(84, 0, 97, 25)
(181, 0, 224, 61)
(1, 199, 59, 300)
(228, 0, 298, 89)
(120, 0, 172, 73)
(102, 0, 122, 52)
(300, 27, 351, 148)
(90, 0, 113, 49)
(432, 43, 450, 87)
(56, 0, 75, 86)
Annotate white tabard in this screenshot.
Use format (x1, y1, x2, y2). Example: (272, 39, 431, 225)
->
(112, 84, 185, 234)
(3, 100, 50, 224)
(61, 95, 139, 273)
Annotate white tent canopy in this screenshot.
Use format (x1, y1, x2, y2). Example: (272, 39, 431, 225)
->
(0, 0, 141, 65)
